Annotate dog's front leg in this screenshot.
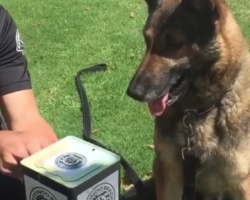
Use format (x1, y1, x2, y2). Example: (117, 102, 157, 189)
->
(154, 156, 183, 200)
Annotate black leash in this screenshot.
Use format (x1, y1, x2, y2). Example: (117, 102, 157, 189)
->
(75, 63, 149, 200)
(182, 155, 198, 200)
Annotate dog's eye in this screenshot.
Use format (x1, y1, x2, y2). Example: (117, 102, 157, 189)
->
(165, 34, 183, 51)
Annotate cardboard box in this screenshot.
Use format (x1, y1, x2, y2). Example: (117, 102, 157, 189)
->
(21, 136, 121, 200)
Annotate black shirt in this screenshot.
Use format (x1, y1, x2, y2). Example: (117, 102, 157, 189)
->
(0, 5, 31, 96)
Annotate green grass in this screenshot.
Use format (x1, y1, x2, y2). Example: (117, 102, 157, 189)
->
(1, 0, 250, 188)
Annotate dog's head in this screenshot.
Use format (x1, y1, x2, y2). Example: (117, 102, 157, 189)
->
(127, 0, 223, 116)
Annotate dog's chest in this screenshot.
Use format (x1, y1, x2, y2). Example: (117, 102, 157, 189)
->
(164, 111, 250, 193)
(194, 150, 250, 194)
(195, 155, 234, 193)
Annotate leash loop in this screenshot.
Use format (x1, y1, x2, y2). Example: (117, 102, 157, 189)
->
(75, 63, 149, 200)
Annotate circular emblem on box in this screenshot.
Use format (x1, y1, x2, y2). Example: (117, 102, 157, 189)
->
(29, 187, 57, 200)
(55, 152, 87, 170)
(87, 183, 115, 200)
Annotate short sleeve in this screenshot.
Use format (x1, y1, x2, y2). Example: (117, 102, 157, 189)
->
(0, 5, 31, 96)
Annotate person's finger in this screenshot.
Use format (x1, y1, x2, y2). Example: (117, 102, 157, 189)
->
(11, 144, 29, 162)
(0, 158, 14, 176)
(40, 138, 55, 149)
(0, 152, 21, 179)
(26, 140, 42, 155)
(1, 152, 18, 168)
(51, 134, 58, 143)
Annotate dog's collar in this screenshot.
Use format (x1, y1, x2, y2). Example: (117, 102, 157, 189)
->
(182, 102, 216, 127)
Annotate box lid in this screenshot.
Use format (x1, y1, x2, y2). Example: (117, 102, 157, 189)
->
(21, 136, 120, 188)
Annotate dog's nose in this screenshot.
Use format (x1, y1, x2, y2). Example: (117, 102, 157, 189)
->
(126, 83, 146, 102)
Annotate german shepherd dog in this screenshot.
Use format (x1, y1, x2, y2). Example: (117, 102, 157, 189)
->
(126, 0, 250, 199)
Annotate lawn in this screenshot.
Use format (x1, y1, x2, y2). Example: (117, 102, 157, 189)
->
(1, 0, 250, 189)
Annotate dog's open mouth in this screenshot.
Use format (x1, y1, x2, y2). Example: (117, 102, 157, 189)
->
(148, 73, 188, 117)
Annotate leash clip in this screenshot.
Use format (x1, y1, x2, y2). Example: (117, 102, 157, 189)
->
(182, 110, 197, 160)
(183, 110, 197, 128)
(182, 147, 197, 160)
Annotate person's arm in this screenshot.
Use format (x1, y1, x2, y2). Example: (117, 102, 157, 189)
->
(0, 6, 42, 131)
(0, 90, 43, 131)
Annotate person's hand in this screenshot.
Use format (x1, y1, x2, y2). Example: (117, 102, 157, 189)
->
(0, 117, 58, 179)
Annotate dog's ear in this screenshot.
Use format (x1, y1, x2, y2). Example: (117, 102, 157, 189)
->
(144, 0, 158, 10)
(188, 0, 216, 12)
(144, 0, 155, 5)
(195, 0, 215, 11)
(185, 0, 219, 20)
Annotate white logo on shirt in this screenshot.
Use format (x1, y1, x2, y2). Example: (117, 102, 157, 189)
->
(16, 29, 24, 54)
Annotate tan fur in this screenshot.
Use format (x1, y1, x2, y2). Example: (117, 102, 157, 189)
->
(126, 0, 250, 199)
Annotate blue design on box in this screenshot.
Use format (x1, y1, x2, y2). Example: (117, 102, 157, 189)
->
(55, 152, 87, 170)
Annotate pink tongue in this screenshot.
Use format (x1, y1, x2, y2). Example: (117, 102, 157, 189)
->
(148, 93, 169, 117)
